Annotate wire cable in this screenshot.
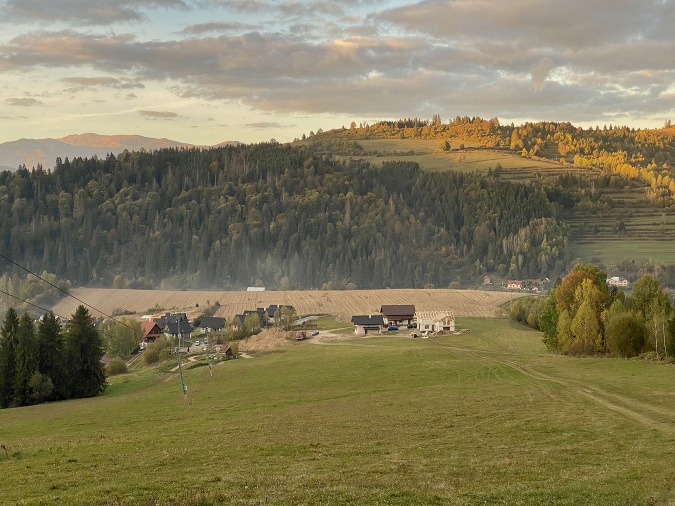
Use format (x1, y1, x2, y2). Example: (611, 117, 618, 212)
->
(0, 252, 142, 336)
(0, 287, 68, 321)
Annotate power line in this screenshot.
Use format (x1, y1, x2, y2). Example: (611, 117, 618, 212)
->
(0, 252, 141, 336)
(0, 287, 68, 321)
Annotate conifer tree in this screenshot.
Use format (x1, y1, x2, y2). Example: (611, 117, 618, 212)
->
(0, 308, 20, 408)
(13, 313, 38, 406)
(37, 311, 66, 400)
(65, 306, 107, 398)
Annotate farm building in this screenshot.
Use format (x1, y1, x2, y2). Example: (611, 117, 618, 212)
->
(379, 305, 415, 326)
(351, 315, 385, 335)
(415, 311, 455, 333)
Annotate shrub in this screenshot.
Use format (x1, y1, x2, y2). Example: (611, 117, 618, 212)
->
(143, 347, 160, 364)
(105, 357, 128, 375)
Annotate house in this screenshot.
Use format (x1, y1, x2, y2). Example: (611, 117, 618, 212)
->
(607, 276, 629, 287)
(218, 343, 236, 359)
(200, 316, 225, 333)
(415, 311, 455, 333)
(230, 314, 245, 331)
(482, 275, 493, 286)
(379, 305, 416, 327)
(155, 312, 189, 330)
(164, 320, 194, 341)
(141, 321, 163, 343)
(507, 280, 524, 290)
(351, 315, 385, 335)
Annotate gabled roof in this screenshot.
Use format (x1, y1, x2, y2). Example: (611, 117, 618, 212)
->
(141, 321, 162, 338)
(380, 305, 415, 317)
(200, 316, 225, 329)
(351, 315, 385, 326)
(165, 320, 194, 335)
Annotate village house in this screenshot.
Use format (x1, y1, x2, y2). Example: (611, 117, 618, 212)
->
(607, 276, 629, 287)
(415, 311, 456, 333)
(379, 304, 416, 327)
(200, 316, 225, 333)
(351, 315, 385, 335)
(141, 321, 163, 343)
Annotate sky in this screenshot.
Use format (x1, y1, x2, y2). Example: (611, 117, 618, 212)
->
(0, 0, 674, 146)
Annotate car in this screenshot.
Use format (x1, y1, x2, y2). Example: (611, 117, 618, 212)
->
(311, 330, 319, 336)
(387, 325, 398, 331)
(195, 340, 200, 346)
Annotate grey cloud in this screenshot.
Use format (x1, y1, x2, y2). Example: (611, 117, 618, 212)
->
(181, 21, 260, 34)
(61, 76, 145, 89)
(138, 110, 178, 119)
(6, 97, 43, 106)
(3, 0, 190, 25)
(531, 57, 555, 91)
(246, 122, 285, 128)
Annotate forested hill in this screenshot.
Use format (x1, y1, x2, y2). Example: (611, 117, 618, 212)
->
(0, 142, 569, 291)
(315, 117, 675, 200)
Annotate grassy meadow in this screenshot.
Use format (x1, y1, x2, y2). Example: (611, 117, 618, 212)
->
(2, 318, 675, 505)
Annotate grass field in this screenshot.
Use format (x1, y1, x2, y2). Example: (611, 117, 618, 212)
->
(2, 318, 675, 505)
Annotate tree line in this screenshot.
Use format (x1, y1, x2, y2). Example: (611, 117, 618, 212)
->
(511, 264, 675, 358)
(0, 305, 107, 408)
(318, 117, 675, 203)
(0, 143, 571, 290)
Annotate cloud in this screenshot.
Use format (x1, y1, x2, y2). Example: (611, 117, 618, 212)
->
(531, 57, 556, 91)
(181, 21, 260, 35)
(2, 0, 190, 25)
(6, 97, 43, 106)
(245, 121, 285, 128)
(61, 76, 145, 90)
(138, 110, 178, 119)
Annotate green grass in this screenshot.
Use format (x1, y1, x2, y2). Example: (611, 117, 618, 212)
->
(3, 318, 675, 505)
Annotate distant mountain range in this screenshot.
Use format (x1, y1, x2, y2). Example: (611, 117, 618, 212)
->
(0, 134, 240, 171)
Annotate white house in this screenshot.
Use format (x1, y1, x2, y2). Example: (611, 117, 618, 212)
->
(607, 276, 629, 287)
(415, 311, 455, 333)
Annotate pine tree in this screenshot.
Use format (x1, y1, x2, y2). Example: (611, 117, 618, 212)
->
(13, 313, 38, 406)
(65, 306, 107, 398)
(0, 308, 20, 408)
(37, 311, 66, 400)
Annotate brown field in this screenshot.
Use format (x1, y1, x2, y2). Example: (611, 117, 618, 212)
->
(50, 288, 517, 322)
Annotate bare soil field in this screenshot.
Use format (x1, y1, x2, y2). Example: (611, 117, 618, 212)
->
(50, 288, 516, 321)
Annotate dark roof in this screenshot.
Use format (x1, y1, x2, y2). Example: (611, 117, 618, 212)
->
(165, 320, 194, 335)
(200, 316, 225, 329)
(351, 315, 385, 326)
(380, 305, 415, 317)
(231, 314, 245, 325)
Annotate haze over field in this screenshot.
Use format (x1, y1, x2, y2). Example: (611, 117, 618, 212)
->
(1, 0, 673, 146)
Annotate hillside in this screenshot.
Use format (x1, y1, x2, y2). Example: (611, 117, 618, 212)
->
(2, 318, 674, 504)
(50, 288, 515, 322)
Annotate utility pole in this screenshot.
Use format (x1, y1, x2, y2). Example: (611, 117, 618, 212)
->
(176, 334, 189, 404)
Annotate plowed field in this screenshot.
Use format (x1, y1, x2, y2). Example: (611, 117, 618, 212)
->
(50, 288, 517, 321)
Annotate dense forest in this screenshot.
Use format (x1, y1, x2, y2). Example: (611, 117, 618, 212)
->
(0, 142, 570, 294)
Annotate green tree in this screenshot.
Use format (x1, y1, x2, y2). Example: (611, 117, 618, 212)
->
(605, 312, 646, 358)
(539, 294, 559, 350)
(65, 306, 107, 398)
(13, 313, 38, 406)
(101, 318, 141, 359)
(37, 311, 66, 400)
(0, 308, 20, 408)
(556, 309, 573, 352)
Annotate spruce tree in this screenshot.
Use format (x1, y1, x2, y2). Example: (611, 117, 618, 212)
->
(37, 311, 66, 400)
(0, 308, 20, 408)
(13, 313, 38, 406)
(65, 306, 107, 398)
